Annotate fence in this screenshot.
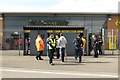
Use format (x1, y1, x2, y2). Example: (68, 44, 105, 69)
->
(2, 29, 24, 56)
(103, 29, 119, 54)
(85, 28, 119, 55)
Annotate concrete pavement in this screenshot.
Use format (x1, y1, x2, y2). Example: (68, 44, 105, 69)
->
(1, 50, 119, 78)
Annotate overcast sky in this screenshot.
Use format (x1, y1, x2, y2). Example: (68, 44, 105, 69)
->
(0, 0, 119, 13)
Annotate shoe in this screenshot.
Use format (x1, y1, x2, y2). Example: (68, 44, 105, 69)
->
(50, 63, 54, 65)
(35, 57, 39, 60)
(53, 57, 56, 59)
(75, 57, 77, 60)
(39, 58, 43, 60)
(61, 62, 64, 64)
(56, 57, 59, 59)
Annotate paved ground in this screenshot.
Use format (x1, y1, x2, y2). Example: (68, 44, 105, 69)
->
(0, 50, 119, 78)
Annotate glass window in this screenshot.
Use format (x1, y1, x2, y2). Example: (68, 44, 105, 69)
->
(85, 17, 92, 26)
(68, 20, 84, 26)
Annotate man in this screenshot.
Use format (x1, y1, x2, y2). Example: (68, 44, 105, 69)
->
(55, 34, 60, 59)
(98, 35, 103, 55)
(93, 35, 99, 58)
(58, 33, 67, 62)
(46, 34, 50, 57)
(88, 34, 92, 56)
(73, 33, 83, 63)
(35, 34, 45, 60)
(48, 33, 56, 65)
(26, 37, 30, 55)
(5, 37, 10, 50)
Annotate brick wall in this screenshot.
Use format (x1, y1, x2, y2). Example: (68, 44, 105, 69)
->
(0, 20, 2, 44)
(107, 15, 118, 29)
(106, 15, 119, 50)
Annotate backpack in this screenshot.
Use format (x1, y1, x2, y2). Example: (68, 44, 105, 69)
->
(74, 38, 83, 48)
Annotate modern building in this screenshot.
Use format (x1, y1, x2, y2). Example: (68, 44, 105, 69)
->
(1, 13, 119, 55)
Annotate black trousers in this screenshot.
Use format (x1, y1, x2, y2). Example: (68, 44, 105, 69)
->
(98, 45, 103, 55)
(75, 48, 82, 62)
(56, 48, 60, 59)
(88, 46, 92, 56)
(36, 51, 43, 59)
(75, 49, 79, 60)
(49, 49, 55, 64)
(94, 48, 98, 58)
(61, 47, 65, 62)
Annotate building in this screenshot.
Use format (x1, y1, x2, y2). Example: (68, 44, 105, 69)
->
(1, 13, 119, 55)
(0, 14, 3, 46)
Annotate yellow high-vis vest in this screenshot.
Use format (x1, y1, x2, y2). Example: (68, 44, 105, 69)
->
(49, 39, 56, 49)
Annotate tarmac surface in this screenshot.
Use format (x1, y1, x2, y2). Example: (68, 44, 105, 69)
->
(0, 50, 119, 78)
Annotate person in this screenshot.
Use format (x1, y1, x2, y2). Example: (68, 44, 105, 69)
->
(98, 35, 103, 55)
(55, 35, 60, 59)
(14, 39, 18, 50)
(48, 33, 56, 65)
(18, 37, 23, 50)
(46, 35, 50, 57)
(88, 34, 92, 56)
(93, 35, 99, 58)
(5, 37, 10, 50)
(73, 33, 83, 63)
(82, 36, 86, 56)
(35, 34, 45, 60)
(26, 37, 30, 55)
(58, 33, 67, 62)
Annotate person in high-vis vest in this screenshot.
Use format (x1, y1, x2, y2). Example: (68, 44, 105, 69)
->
(35, 34, 45, 60)
(82, 36, 86, 56)
(48, 33, 56, 65)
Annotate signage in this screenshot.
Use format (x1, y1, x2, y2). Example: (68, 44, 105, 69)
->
(47, 30, 83, 33)
(25, 30, 30, 33)
(115, 19, 120, 29)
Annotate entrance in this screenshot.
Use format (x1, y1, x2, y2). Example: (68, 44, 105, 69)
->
(23, 26, 84, 56)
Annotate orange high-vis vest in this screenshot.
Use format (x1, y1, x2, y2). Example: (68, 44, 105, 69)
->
(35, 37, 45, 51)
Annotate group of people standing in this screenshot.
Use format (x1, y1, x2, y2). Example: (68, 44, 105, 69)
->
(88, 34, 103, 58)
(35, 33, 67, 65)
(35, 32, 103, 66)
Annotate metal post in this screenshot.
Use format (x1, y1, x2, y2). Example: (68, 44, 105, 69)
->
(102, 28, 105, 54)
(86, 28, 89, 56)
(118, 29, 120, 52)
(112, 29, 114, 55)
(19, 30, 20, 56)
(119, 29, 120, 50)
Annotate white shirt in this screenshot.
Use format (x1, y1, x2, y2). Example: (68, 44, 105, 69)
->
(58, 36, 67, 48)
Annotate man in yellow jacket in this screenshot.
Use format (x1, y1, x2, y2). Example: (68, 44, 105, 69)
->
(35, 34, 45, 60)
(48, 33, 56, 65)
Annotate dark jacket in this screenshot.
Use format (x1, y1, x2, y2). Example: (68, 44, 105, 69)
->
(73, 37, 83, 49)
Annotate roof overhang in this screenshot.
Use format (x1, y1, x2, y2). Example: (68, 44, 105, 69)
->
(1, 12, 119, 16)
(24, 26, 84, 30)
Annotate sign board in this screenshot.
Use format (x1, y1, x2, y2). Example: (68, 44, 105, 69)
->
(115, 19, 120, 29)
(47, 30, 83, 33)
(25, 30, 30, 33)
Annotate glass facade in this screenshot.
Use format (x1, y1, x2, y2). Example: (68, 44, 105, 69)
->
(3, 14, 107, 50)
(4, 15, 107, 32)
(3, 15, 107, 38)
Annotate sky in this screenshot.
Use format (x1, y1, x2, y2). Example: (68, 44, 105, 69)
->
(0, 0, 120, 13)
